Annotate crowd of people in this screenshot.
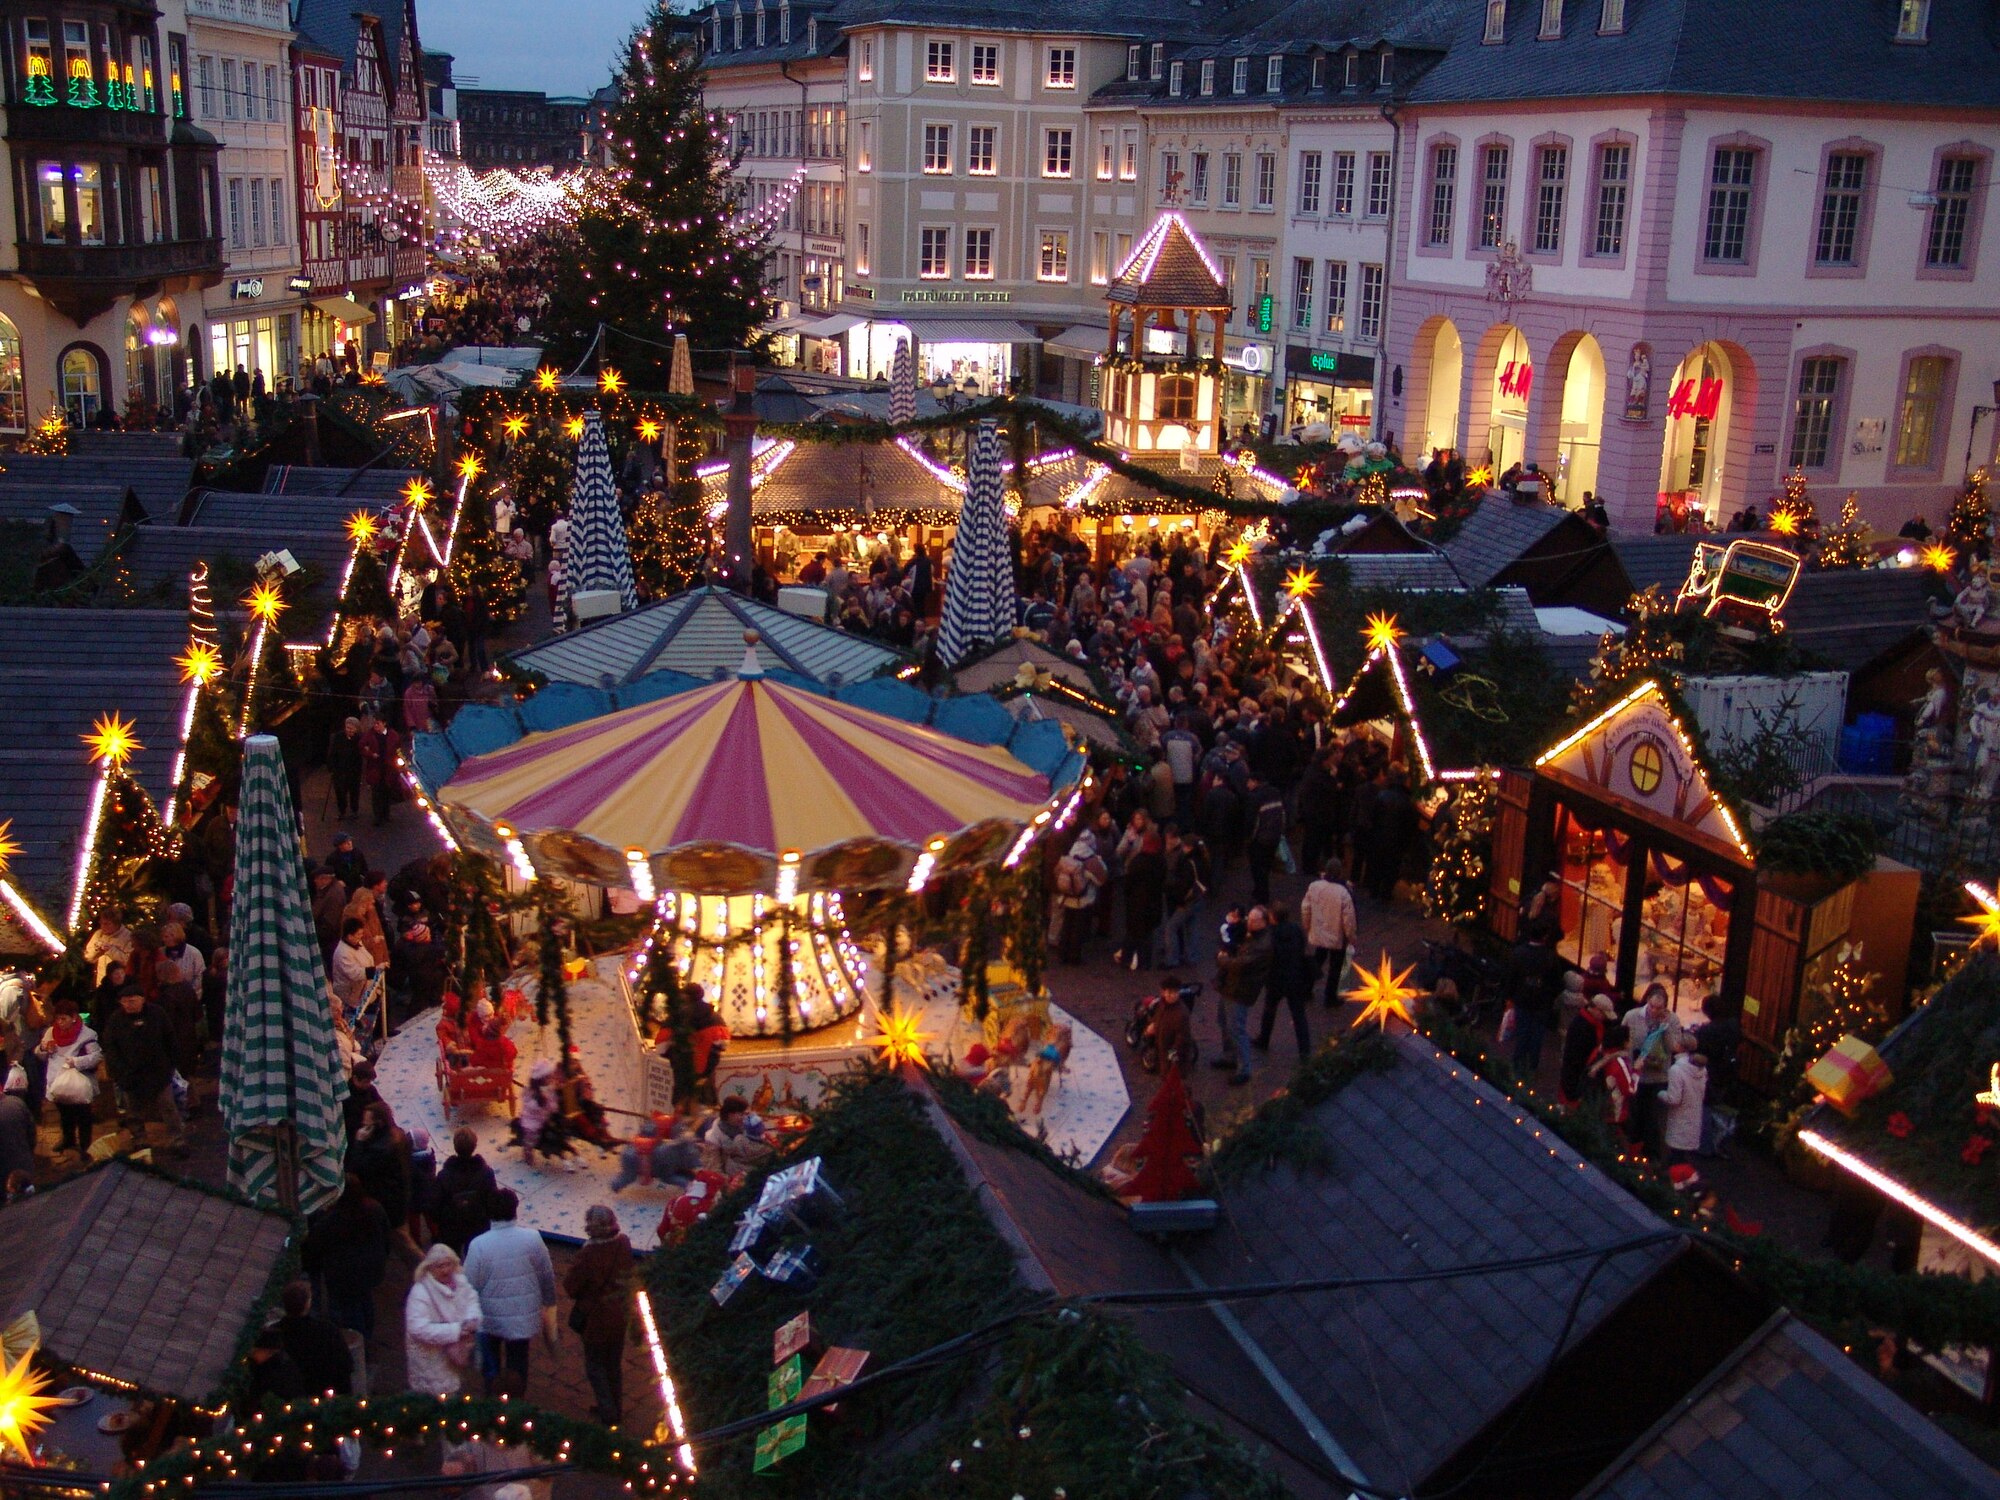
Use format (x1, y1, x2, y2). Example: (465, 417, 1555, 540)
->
(397, 239, 567, 362)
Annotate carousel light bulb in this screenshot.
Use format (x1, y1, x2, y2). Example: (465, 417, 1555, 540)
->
(775, 850, 800, 903)
(625, 849, 655, 903)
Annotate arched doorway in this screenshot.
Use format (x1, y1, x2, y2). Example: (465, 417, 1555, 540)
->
(124, 307, 152, 418)
(1657, 342, 1735, 528)
(153, 296, 182, 412)
(59, 343, 103, 426)
(0, 313, 26, 437)
(1557, 334, 1605, 505)
(1423, 318, 1463, 458)
(1485, 325, 1533, 475)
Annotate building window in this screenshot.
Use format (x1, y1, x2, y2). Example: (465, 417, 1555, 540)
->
(1190, 151, 1209, 204)
(1359, 263, 1384, 340)
(1038, 230, 1069, 282)
(36, 161, 65, 241)
(1255, 152, 1277, 208)
(1592, 142, 1630, 255)
(1046, 47, 1075, 87)
(1222, 152, 1242, 207)
(1478, 143, 1510, 247)
(964, 226, 993, 278)
(1156, 374, 1196, 421)
(1365, 151, 1391, 217)
(923, 122, 951, 173)
(1534, 144, 1566, 253)
(1324, 260, 1347, 333)
(1600, 0, 1626, 32)
(1344, 52, 1360, 87)
(196, 52, 214, 116)
(1895, 355, 1951, 469)
(1091, 229, 1108, 283)
(250, 178, 265, 245)
(22, 20, 52, 105)
(1199, 59, 1214, 95)
(1150, 42, 1164, 79)
(855, 221, 870, 274)
(1169, 60, 1183, 95)
(1097, 128, 1114, 180)
(1897, 0, 1930, 41)
(858, 38, 873, 80)
(1160, 150, 1180, 200)
(1926, 155, 1978, 268)
(1427, 144, 1457, 245)
(1266, 55, 1282, 91)
(59, 346, 101, 426)
(1332, 151, 1355, 215)
(953, 124, 989, 176)
(1290, 257, 1314, 330)
(971, 41, 998, 83)
(1044, 127, 1072, 178)
(925, 39, 953, 82)
(1789, 356, 1842, 469)
(1484, 0, 1507, 42)
(1126, 44, 1140, 80)
(857, 119, 873, 172)
(919, 226, 950, 278)
(226, 176, 243, 248)
(1378, 51, 1393, 85)
(1703, 146, 1756, 262)
(1311, 53, 1327, 88)
(1815, 152, 1867, 266)
(1231, 57, 1247, 93)
(1297, 151, 1322, 214)
(1121, 133, 1137, 180)
(1540, 0, 1563, 38)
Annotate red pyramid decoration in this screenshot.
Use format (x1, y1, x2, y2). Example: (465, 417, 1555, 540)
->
(1125, 1064, 1205, 1203)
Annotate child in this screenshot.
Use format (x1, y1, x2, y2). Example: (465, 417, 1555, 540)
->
(515, 1060, 581, 1171)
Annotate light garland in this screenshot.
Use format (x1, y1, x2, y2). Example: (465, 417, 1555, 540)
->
(1, 878, 63, 954)
(633, 1289, 697, 1475)
(1798, 1128, 2000, 1269)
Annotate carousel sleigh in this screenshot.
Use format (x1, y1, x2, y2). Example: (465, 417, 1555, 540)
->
(437, 1044, 518, 1116)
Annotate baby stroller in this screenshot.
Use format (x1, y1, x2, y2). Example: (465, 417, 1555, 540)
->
(1125, 981, 1200, 1073)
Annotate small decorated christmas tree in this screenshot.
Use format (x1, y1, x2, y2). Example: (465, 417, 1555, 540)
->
(627, 487, 708, 599)
(340, 545, 395, 623)
(25, 402, 67, 456)
(1573, 584, 1684, 713)
(1947, 468, 1991, 554)
(1422, 772, 1497, 926)
(1770, 467, 1820, 539)
(1774, 940, 1882, 1101)
(445, 495, 526, 624)
(1816, 492, 1873, 570)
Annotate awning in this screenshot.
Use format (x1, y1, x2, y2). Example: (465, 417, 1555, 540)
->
(800, 312, 863, 337)
(762, 313, 819, 334)
(1044, 326, 1108, 363)
(311, 295, 376, 326)
(897, 318, 1035, 344)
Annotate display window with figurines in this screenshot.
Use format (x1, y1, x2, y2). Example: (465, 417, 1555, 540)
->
(1633, 853, 1731, 1022)
(1552, 806, 1625, 982)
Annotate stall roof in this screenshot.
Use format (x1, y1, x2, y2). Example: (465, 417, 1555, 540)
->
(1043, 325, 1109, 362)
(0, 484, 146, 559)
(121, 524, 356, 608)
(261, 464, 423, 501)
(701, 437, 965, 520)
(1340, 552, 1465, 592)
(1609, 535, 1706, 596)
(1780, 568, 1933, 674)
(1443, 498, 1586, 588)
(0, 454, 191, 523)
(184, 487, 382, 536)
(950, 639, 1105, 701)
(504, 584, 908, 688)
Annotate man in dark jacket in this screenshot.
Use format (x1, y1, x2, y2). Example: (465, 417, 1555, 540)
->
(1243, 775, 1288, 906)
(1505, 921, 1565, 1076)
(274, 1279, 354, 1396)
(1366, 769, 1420, 902)
(1218, 906, 1273, 1086)
(1254, 902, 1313, 1058)
(431, 1126, 499, 1255)
(1294, 747, 1344, 877)
(392, 919, 448, 1020)
(100, 985, 183, 1151)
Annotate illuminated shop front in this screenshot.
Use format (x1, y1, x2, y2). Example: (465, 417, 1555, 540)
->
(849, 316, 1028, 395)
(1656, 342, 1735, 529)
(1283, 346, 1375, 435)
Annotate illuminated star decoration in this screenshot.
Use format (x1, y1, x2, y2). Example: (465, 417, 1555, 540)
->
(864, 1005, 933, 1068)
(402, 478, 433, 511)
(502, 414, 528, 439)
(345, 510, 379, 544)
(1978, 1063, 2000, 1112)
(1769, 510, 1799, 537)
(534, 366, 560, 392)
(564, 416, 585, 440)
(0, 820, 22, 874)
(245, 581, 285, 624)
(177, 641, 222, 686)
(599, 367, 625, 394)
(637, 419, 662, 443)
(0, 1349, 59, 1463)
(1225, 539, 1253, 569)
(1922, 541, 1956, 573)
(457, 453, 484, 480)
(1466, 464, 1494, 488)
(1282, 565, 1321, 600)
(83, 711, 140, 769)
(1344, 952, 1421, 1032)
(1961, 903, 2000, 947)
(1363, 612, 1404, 652)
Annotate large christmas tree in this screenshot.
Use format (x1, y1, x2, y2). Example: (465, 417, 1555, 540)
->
(542, 9, 767, 382)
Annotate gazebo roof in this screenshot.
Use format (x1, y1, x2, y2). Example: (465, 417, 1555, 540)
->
(1105, 212, 1230, 309)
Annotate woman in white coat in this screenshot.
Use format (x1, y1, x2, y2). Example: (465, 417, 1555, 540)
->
(36, 996, 101, 1160)
(405, 1243, 482, 1395)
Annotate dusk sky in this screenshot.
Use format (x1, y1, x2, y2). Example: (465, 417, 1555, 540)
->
(423, 0, 646, 97)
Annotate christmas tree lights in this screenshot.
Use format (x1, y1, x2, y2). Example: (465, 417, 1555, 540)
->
(1816, 492, 1873, 569)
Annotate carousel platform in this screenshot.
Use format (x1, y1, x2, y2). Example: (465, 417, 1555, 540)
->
(373, 957, 1131, 1252)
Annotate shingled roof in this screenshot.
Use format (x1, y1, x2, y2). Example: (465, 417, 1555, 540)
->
(0, 1163, 293, 1403)
(262, 464, 423, 502)
(0, 454, 191, 524)
(1443, 498, 1582, 588)
(1780, 568, 1933, 674)
(1582, 1313, 2000, 1500)
(1106, 212, 1230, 309)
(700, 438, 964, 520)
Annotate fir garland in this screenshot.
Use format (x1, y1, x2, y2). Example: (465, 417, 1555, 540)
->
(959, 872, 992, 1022)
(534, 897, 573, 1062)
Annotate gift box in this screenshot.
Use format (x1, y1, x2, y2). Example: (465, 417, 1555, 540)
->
(1805, 1035, 1893, 1115)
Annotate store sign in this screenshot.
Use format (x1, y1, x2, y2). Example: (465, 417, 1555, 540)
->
(396, 284, 425, 300)
(901, 288, 1012, 303)
(286, 275, 313, 292)
(1226, 342, 1273, 375)
(849, 285, 876, 299)
(231, 277, 264, 300)
(1308, 349, 1342, 373)
(1497, 359, 1534, 401)
(1255, 294, 1273, 334)
(1666, 376, 1724, 422)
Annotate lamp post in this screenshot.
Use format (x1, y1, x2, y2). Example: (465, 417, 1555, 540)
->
(1964, 376, 2000, 480)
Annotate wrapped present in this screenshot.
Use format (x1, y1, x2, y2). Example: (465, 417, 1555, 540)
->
(1805, 1035, 1893, 1115)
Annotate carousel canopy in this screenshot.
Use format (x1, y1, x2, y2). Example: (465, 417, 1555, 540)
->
(433, 674, 1076, 895)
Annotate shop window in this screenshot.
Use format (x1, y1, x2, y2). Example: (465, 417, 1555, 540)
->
(0, 315, 24, 433)
(1894, 353, 1952, 471)
(37, 161, 66, 241)
(59, 345, 102, 426)
(74, 164, 104, 244)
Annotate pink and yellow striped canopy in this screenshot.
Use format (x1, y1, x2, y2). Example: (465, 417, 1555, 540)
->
(439, 677, 1056, 894)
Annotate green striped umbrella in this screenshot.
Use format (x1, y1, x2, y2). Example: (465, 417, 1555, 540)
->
(222, 734, 348, 1214)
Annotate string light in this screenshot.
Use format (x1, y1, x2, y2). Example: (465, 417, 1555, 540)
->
(634, 1290, 697, 1476)
(1798, 1128, 2000, 1269)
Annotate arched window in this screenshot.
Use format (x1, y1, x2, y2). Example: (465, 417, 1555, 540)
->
(0, 314, 24, 434)
(1156, 374, 1196, 422)
(60, 343, 103, 426)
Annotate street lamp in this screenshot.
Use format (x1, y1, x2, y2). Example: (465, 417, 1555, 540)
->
(1965, 376, 2000, 479)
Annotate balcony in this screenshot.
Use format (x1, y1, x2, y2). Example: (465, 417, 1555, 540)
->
(18, 235, 225, 323)
(5, 103, 172, 148)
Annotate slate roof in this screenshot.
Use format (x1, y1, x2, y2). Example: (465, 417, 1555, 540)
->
(779, 0, 1220, 40)
(1408, 0, 2000, 106)
(0, 609, 189, 905)
(1609, 535, 1704, 596)
(186, 487, 384, 535)
(0, 454, 192, 522)
(701, 439, 965, 519)
(262, 464, 423, 501)
(504, 585, 908, 688)
(294, 0, 420, 102)
(122, 524, 356, 602)
(1179, 1031, 1683, 1489)
(1443, 498, 1581, 588)
(1582, 1313, 2000, 1500)
(1780, 567, 1933, 674)
(0, 485, 145, 560)
(0, 1164, 293, 1403)
(1106, 212, 1230, 308)
(68, 430, 187, 461)
(1340, 551, 1465, 591)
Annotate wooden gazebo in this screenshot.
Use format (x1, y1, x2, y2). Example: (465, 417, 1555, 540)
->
(1102, 211, 1233, 458)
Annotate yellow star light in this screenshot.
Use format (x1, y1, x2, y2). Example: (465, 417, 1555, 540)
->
(1922, 541, 1956, 573)
(502, 414, 528, 439)
(457, 453, 484, 480)
(402, 478, 433, 510)
(1961, 905, 2000, 946)
(864, 1006, 933, 1068)
(1344, 952, 1420, 1032)
(83, 711, 140, 769)
(637, 419, 663, 442)
(1769, 510, 1799, 537)
(1466, 464, 1494, 488)
(345, 510, 379, 544)
(564, 416, 586, 440)
(245, 580, 285, 624)
(1225, 539, 1253, 569)
(534, 366, 560, 392)
(0, 1349, 59, 1463)
(1282, 565, 1320, 600)
(1979, 1063, 2000, 1112)
(1363, 612, 1403, 652)
(0, 820, 22, 874)
(599, 367, 625, 394)
(177, 641, 221, 686)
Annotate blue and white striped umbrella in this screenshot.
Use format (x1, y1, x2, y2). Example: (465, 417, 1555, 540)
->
(888, 339, 915, 425)
(936, 419, 1017, 667)
(564, 409, 638, 613)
